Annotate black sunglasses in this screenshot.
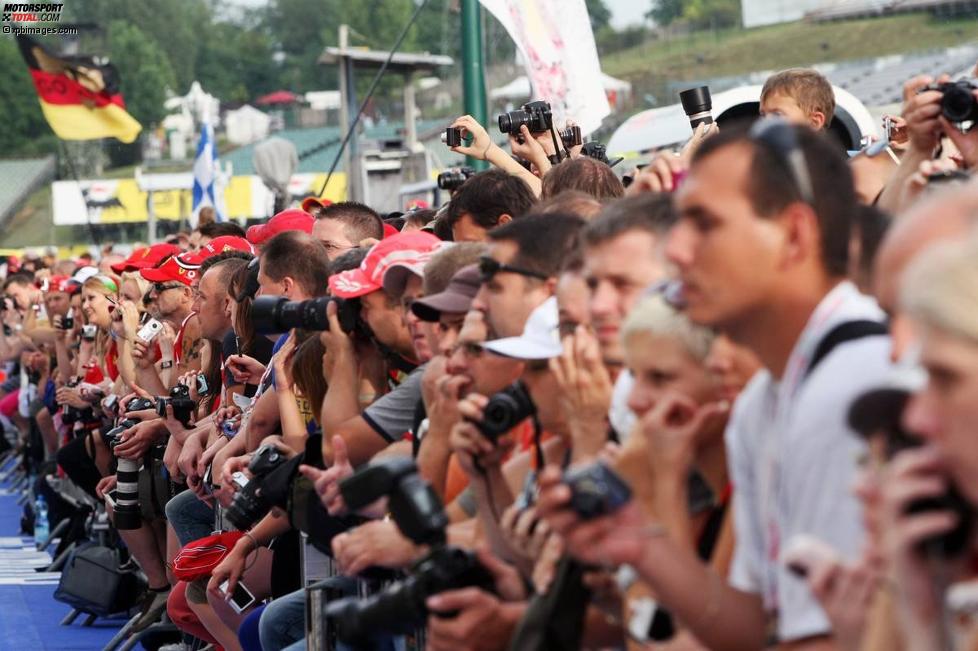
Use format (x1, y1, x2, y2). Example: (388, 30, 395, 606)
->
(153, 282, 183, 293)
(478, 256, 549, 283)
(748, 118, 815, 205)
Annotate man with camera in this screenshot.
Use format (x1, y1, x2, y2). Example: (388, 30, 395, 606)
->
(320, 231, 443, 466)
(540, 121, 895, 651)
(444, 169, 536, 243)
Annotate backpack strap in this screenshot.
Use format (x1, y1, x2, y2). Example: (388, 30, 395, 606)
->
(805, 320, 889, 380)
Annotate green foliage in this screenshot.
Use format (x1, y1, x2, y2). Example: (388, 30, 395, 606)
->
(106, 20, 176, 128)
(647, 0, 740, 28)
(0, 37, 58, 156)
(585, 0, 612, 32)
(646, 0, 684, 26)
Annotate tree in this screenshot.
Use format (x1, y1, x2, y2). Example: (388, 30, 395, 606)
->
(585, 0, 613, 32)
(0, 37, 58, 156)
(646, 0, 684, 26)
(106, 21, 176, 128)
(682, 0, 742, 28)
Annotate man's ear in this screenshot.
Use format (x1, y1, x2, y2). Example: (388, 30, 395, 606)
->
(809, 111, 826, 131)
(281, 276, 295, 297)
(497, 213, 513, 226)
(780, 203, 821, 270)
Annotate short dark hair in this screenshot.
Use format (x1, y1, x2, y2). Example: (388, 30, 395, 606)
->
(541, 158, 624, 201)
(261, 231, 330, 297)
(446, 169, 536, 230)
(328, 246, 369, 276)
(692, 122, 854, 276)
(200, 252, 252, 288)
(488, 212, 585, 278)
(198, 221, 247, 239)
(583, 194, 677, 249)
(319, 201, 383, 243)
(3, 273, 34, 290)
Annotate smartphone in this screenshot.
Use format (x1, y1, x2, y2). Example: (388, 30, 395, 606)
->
(195, 373, 209, 396)
(137, 318, 163, 343)
(202, 465, 215, 495)
(220, 579, 256, 613)
(781, 534, 838, 578)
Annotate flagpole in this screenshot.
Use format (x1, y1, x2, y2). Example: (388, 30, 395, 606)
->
(57, 140, 101, 248)
(461, 0, 488, 171)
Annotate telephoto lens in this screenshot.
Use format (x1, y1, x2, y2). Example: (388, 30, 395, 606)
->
(250, 296, 359, 335)
(679, 86, 713, 130)
(436, 166, 475, 191)
(106, 419, 143, 530)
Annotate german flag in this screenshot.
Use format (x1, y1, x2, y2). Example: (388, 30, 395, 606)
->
(16, 36, 142, 144)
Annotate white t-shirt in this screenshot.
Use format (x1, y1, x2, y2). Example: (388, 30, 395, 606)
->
(609, 370, 637, 440)
(726, 281, 893, 641)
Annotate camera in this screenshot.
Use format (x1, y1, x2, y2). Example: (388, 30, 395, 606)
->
(226, 444, 292, 531)
(564, 462, 633, 520)
(498, 100, 553, 136)
(156, 384, 195, 428)
(60, 308, 74, 331)
(923, 79, 978, 128)
(849, 386, 975, 557)
(250, 295, 359, 335)
(441, 127, 462, 148)
(679, 86, 713, 130)
(559, 125, 582, 149)
(60, 379, 91, 425)
(436, 166, 475, 192)
(476, 381, 536, 442)
(104, 418, 143, 530)
(125, 397, 155, 414)
(81, 324, 98, 341)
(321, 459, 495, 645)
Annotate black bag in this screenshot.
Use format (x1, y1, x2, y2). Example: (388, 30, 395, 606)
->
(508, 556, 591, 651)
(53, 543, 145, 617)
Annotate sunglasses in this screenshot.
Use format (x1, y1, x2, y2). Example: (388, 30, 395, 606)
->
(478, 256, 549, 283)
(153, 282, 184, 293)
(748, 118, 815, 205)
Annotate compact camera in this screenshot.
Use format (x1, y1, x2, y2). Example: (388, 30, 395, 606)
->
(476, 381, 536, 442)
(563, 462, 633, 520)
(156, 384, 196, 427)
(226, 444, 292, 531)
(441, 127, 463, 148)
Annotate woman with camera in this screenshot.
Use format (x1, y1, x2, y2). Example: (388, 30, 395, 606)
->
(873, 235, 978, 650)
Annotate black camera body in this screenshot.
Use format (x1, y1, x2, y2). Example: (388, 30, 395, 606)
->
(61, 315, 74, 330)
(924, 79, 978, 128)
(324, 459, 495, 644)
(477, 381, 536, 442)
(250, 295, 359, 335)
(498, 100, 553, 136)
(559, 125, 582, 148)
(126, 397, 155, 414)
(104, 418, 138, 449)
(441, 127, 462, 148)
(226, 444, 291, 531)
(564, 462, 633, 520)
(436, 166, 475, 192)
(156, 384, 195, 427)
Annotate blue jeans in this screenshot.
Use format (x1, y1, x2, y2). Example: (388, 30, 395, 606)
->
(260, 580, 406, 651)
(164, 489, 215, 546)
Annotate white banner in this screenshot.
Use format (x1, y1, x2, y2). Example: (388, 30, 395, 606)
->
(479, 0, 610, 135)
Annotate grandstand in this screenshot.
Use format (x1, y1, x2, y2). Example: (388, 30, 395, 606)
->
(743, 0, 978, 27)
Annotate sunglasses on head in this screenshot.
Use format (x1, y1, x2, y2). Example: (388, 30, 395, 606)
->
(478, 256, 549, 283)
(748, 118, 815, 205)
(153, 282, 183, 293)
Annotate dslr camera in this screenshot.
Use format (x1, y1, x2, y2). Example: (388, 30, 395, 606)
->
(436, 166, 475, 192)
(156, 384, 196, 428)
(250, 295, 360, 336)
(320, 458, 495, 645)
(564, 462, 633, 520)
(103, 418, 143, 530)
(922, 79, 978, 129)
(475, 381, 536, 442)
(498, 100, 553, 137)
(226, 444, 292, 531)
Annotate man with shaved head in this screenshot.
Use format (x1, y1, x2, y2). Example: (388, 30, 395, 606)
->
(873, 183, 978, 361)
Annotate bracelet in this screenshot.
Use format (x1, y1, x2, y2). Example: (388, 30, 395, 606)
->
(242, 531, 260, 551)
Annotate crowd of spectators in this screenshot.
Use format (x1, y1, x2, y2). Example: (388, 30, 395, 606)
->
(2, 64, 978, 651)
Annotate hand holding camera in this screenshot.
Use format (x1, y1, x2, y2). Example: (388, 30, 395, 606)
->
(450, 392, 518, 478)
(299, 435, 357, 517)
(225, 354, 266, 385)
(448, 115, 493, 161)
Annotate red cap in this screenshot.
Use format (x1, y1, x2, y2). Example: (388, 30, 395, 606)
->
(110, 243, 180, 275)
(329, 231, 442, 299)
(186, 236, 255, 265)
(301, 197, 332, 214)
(382, 223, 400, 239)
(247, 210, 315, 246)
(140, 252, 201, 286)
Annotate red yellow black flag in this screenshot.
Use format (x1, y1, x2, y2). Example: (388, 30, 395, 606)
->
(16, 35, 142, 143)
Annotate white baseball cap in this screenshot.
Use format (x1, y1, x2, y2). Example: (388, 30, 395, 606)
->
(482, 297, 562, 360)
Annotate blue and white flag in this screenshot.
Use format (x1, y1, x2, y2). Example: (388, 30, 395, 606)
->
(191, 121, 225, 226)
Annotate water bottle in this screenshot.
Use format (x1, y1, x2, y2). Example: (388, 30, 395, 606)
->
(34, 495, 49, 546)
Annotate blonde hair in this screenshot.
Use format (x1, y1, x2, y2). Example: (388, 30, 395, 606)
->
(120, 271, 151, 303)
(621, 293, 715, 362)
(901, 233, 978, 344)
(761, 68, 835, 124)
